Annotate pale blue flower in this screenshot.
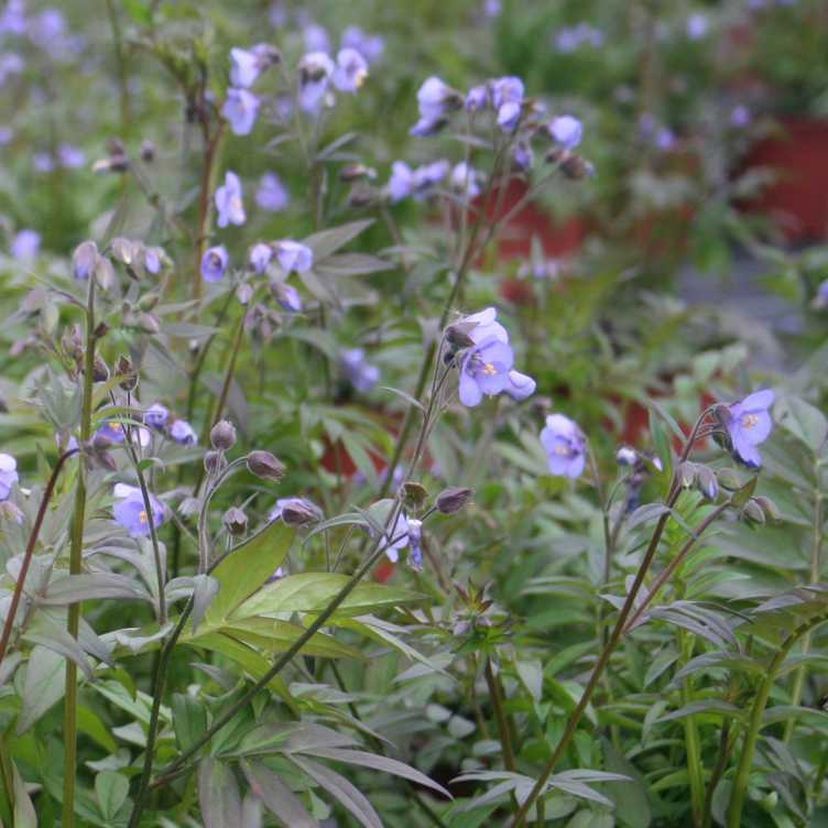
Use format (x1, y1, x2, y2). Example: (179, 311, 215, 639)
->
(201, 246, 229, 282)
(256, 172, 289, 212)
(549, 115, 583, 150)
(215, 172, 246, 228)
(275, 240, 313, 273)
(541, 414, 586, 478)
(0, 454, 19, 501)
(724, 390, 774, 468)
(222, 88, 260, 136)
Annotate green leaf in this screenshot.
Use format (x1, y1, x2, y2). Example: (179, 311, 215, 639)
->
(12, 762, 37, 828)
(311, 748, 451, 799)
(291, 755, 382, 828)
(241, 761, 318, 828)
(95, 771, 129, 821)
(775, 395, 827, 453)
(232, 573, 423, 620)
(41, 573, 151, 604)
(303, 220, 374, 261)
(172, 693, 208, 754)
(205, 521, 295, 626)
(16, 646, 65, 734)
(199, 758, 243, 828)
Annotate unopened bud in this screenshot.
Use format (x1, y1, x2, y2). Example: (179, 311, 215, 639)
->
(402, 481, 429, 510)
(116, 355, 138, 391)
(281, 499, 321, 526)
(716, 468, 743, 490)
(140, 139, 156, 163)
(95, 257, 116, 290)
(92, 355, 110, 383)
(137, 313, 160, 334)
(210, 419, 237, 451)
(436, 487, 473, 515)
(137, 292, 161, 312)
(616, 446, 638, 466)
(73, 240, 98, 281)
(696, 465, 719, 501)
(203, 450, 226, 475)
(340, 163, 377, 182)
(246, 450, 286, 481)
(223, 506, 248, 536)
(753, 495, 781, 522)
(742, 499, 765, 524)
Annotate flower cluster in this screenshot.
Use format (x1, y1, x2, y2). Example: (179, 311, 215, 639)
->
(450, 308, 536, 408)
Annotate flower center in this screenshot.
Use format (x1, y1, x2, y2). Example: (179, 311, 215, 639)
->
(231, 196, 243, 214)
(482, 362, 498, 376)
(741, 413, 759, 429)
(138, 510, 148, 524)
(110, 423, 122, 433)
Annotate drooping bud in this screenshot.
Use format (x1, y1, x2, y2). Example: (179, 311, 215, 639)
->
(752, 495, 781, 522)
(246, 450, 286, 481)
(223, 506, 248, 537)
(444, 321, 477, 349)
(204, 450, 227, 475)
(73, 240, 99, 280)
(340, 163, 377, 182)
(436, 486, 473, 515)
(616, 446, 638, 466)
(116, 354, 138, 391)
(695, 465, 719, 501)
(140, 139, 156, 163)
(281, 499, 322, 526)
(210, 419, 237, 451)
(92, 355, 110, 383)
(742, 499, 765, 524)
(402, 481, 429, 511)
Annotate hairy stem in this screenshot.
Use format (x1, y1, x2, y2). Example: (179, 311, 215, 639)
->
(62, 278, 97, 828)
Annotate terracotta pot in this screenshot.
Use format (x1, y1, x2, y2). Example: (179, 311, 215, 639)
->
(740, 117, 828, 242)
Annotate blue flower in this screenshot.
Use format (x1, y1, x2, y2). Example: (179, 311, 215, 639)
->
(540, 414, 587, 478)
(96, 421, 126, 444)
(465, 85, 489, 112)
(303, 22, 331, 54)
(411, 76, 460, 135)
(255, 172, 289, 212)
(497, 100, 522, 132)
(505, 370, 536, 401)
(513, 140, 533, 172)
(0, 454, 19, 501)
(215, 172, 246, 228)
(201, 245, 229, 282)
(58, 144, 85, 169)
(332, 48, 368, 93)
(686, 13, 709, 40)
(549, 115, 583, 150)
(298, 51, 335, 112)
(11, 229, 40, 262)
(170, 420, 198, 446)
(249, 242, 273, 273)
(341, 26, 384, 64)
(378, 511, 410, 563)
(459, 337, 514, 407)
(490, 76, 524, 110)
(341, 348, 380, 392)
(275, 240, 313, 274)
(230, 47, 261, 88)
(144, 403, 169, 430)
(222, 88, 260, 136)
(274, 282, 303, 312)
(730, 105, 751, 129)
(814, 279, 828, 310)
(407, 518, 423, 571)
(113, 484, 166, 538)
(462, 306, 510, 344)
(724, 389, 774, 468)
(450, 162, 482, 201)
(73, 240, 98, 280)
(143, 247, 163, 274)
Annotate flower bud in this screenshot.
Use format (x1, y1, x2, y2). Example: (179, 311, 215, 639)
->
(210, 419, 237, 451)
(281, 499, 321, 526)
(140, 139, 156, 163)
(340, 163, 377, 182)
(178, 496, 201, 518)
(742, 499, 765, 524)
(246, 450, 286, 481)
(402, 481, 429, 511)
(91, 355, 110, 383)
(616, 446, 638, 466)
(752, 495, 781, 522)
(444, 321, 476, 349)
(436, 486, 473, 515)
(116, 354, 138, 391)
(137, 313, 160, 334)
(695, 465, 719, 501)
(716, 468, 743, 490)
(223, 506, 248, 537)
(203, 450, 226, 475)
(73, 240, 99, 280)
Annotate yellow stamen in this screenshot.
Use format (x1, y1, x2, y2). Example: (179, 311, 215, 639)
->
(742, 413, 759, 429)
(138, 510, 148, 524)
(482, 362, 497, 376)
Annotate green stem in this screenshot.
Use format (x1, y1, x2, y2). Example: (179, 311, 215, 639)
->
(680, 629, 705, 827)
(105, 0, 131, 136)
(783, 477, 822, 742)
(192, 124, 225, 304)
(199, 312, 245, 447)
(484, 657, 517, 772)
(726, 616, 828, 828)
(510, 478, 680, 827)
(62, 277, 97, 828)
